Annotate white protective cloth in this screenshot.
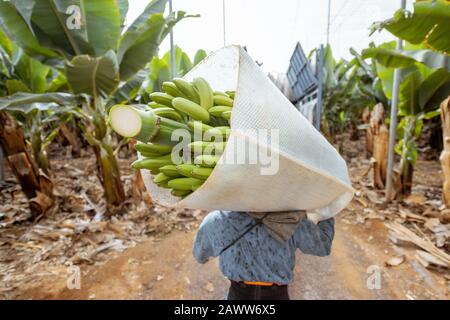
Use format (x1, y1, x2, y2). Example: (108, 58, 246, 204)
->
(141, 46, 354, 220)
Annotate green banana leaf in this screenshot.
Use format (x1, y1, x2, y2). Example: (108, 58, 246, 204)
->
(6, 79, 32, 94)
(194, 49, 207, 66)
(362, 48, 450, 72)
(108, 69, 148, 106)
(30, 0, 123, 58)
(0, 1, 61, 63)
(65, 50, 120, 97)
(117, 0, 168, 80)
(0, 92, 79, 112)
(371, 0, 450, 54)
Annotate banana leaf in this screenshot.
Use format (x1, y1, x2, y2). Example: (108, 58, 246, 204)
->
(65, 50, 120, 97)
(362, 48, 450, 72)
(371, 0, 450, 54)
(0, 92, 79, 112)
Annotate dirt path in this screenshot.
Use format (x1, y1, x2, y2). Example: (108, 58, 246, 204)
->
(18, 219, 448, 300)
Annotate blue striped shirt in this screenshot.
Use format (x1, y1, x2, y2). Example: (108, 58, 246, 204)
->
(193, 211, 335, 285)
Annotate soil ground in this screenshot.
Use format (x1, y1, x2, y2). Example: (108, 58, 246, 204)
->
(1, 134, 449, 300)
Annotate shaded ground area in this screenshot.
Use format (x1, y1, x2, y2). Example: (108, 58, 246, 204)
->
(16, 219, 448, 300)
(1, 135, 449, 300)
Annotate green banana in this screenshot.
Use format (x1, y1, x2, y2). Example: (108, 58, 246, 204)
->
(204, 126, 231, 141)
(195, 155, 221, 168)
(156, 180, 170, 189)
(176, 164, 197, 178)
(135, 142, 173, 155)
(148, 102, 169, 109)
(153, 173, 172, 184)
(209, 106, 232, 117)
(213, 95, 234, 107)
(191, 166, 213, 180)
(213, 91, 229, 97)
(153, 107, 183, 122)
(226, 91, 236, 99)
(173, 78, 200, 103)
(162, 81, 185, 98)
(187, 121, 214, 134)
(222, 111, 232, 121)
(188, 141, 226, 155)
(149, 92, 174, 107)
(140, 151, 164, 158)
(172, 97, 210, 123)
(159, 165, 183, 177)
(193, 77, 214, 110)
(168, 177, 204, 191)
(187, 141, 213, 153)
(212, 141, 227, 154)
(171, 189, 192, 197)
(132, 154, 173, 170)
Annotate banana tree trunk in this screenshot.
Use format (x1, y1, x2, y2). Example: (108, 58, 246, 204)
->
(93, 143, 126, 211)
(60, 123, 81, 157)
(88, 98, 125, 213)
(0, 111, 54, 216)
(440, 96, 450, 207)
(128, 139, 152, 205)
(368, 104, 388, 189)
(373, 124, 389, 189)
(398, 116, 417, 196)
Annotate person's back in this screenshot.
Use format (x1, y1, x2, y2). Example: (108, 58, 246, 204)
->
(193, 210, 335, 300)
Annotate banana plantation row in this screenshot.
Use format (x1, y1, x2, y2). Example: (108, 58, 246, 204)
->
(0, 0, 449, 217)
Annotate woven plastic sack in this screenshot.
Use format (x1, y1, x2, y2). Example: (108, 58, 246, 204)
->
(141, 45, 354, 220)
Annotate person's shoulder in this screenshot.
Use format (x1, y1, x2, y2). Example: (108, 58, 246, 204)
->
(200, 210, 246, 228)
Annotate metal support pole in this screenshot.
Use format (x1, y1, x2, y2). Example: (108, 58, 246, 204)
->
(222, 0, 226, 46)
(169, 0, 175, 78)
(385, 0, 406, 201)
(326, 0, 331, 44)
(315, 45, 324, 131)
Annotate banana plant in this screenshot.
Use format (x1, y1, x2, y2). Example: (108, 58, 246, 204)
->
(319, 45, 382, 140)
(141, 46, 207, 103)
(0, 0, 193, 212)
(363, 41, 450, 194)
(370, 0, 450, 55)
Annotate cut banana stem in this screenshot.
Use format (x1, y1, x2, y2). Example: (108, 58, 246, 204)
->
(193, 77, 214, 110)
(109, 105, 158, 143)
(109, 105, 190, 145)
(172, 97, 211, 123)
(149, 92, 174, 107)
(173, 78, 200, 103)
(213, 95, 234, 107)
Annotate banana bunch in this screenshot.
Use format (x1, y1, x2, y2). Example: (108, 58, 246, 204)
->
(109, 77, 236, 199)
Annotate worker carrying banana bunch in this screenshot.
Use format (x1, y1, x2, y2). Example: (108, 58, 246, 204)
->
(193, 210, 335, 300)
